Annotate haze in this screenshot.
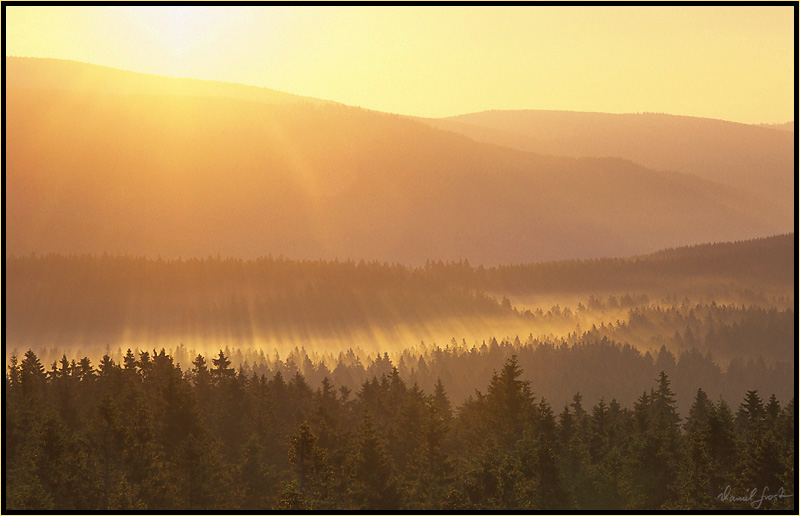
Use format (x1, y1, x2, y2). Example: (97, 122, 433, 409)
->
(5, 5, 794, 124)
(6, 66, 791, 263)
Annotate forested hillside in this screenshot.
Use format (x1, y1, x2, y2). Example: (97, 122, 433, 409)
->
(7, 235, 794, 414)
(7, 235, 793, 362)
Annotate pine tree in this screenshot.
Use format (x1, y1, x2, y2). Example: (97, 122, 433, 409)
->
(176, 433, 233, 510)
(764, 394, 781, 424)
(310, 376, 341, 452)
(773, 399, 795, 510)
(289, 421, 319, 494)
(433, 377, 453, 423)
(736, 389, 764, 441)
(51, 356, 79, 431)
(344, 410, 402, 509)
(406, 396, 453, 508)
(737, 391, 784, 509)
(652, 371, 681, 431)
(629, 372, 682, 509)
(676, 388, 713, 508)
(8, 353, 22, 389)
(522, 399, 570, 509)
(118, 389, 177, 509)
(191, 354, 211, 387)
(210, 350, 235, 383)
(20, 349, 47, 399)
(558, 404, 574, 443)
(138, 351, 152, 380)
(93, 394, 124, 509)
(122, 348, 142, 384)
(707, 398, 738, 506)
(7, 414, 93, 509)
(97, 354, 122, 395)
(274, 481, 308, 510)
(485, 355, 536, 448)
(76, 357, 96, 383)
(238, 435, 277, 509)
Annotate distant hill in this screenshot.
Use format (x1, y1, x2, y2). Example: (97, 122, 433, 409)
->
(758, 121, 794, 132)
(418, 110, 795, 218)
(5, 59, 791, 264)
(474, 233, 795, 294)
(5, 56, 334, 107)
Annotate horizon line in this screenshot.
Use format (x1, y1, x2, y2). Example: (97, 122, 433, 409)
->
(6, 55, 794, 126)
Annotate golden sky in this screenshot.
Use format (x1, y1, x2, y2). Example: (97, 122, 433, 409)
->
(5, 5, 795, 123)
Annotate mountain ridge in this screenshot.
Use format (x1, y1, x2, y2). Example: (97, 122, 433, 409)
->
(417, 109, 794, 217)
(5, 58, 792, 265)
(5, 56, 338, 107)
(10, 57, 789, 127)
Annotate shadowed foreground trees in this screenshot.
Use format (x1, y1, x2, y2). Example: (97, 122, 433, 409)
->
(5, 350, 796, 510)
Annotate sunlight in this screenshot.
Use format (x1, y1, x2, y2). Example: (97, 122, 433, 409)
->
(156, 8, 198, 60)
(124, 6, 238, 74)
(6, 5, 793, 123)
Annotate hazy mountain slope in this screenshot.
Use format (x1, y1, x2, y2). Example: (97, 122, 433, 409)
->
(419, 110, 794, 217)
(6, 56, 335, 107)
(6, 85, 788, 265)
(477, 234, 795, 295)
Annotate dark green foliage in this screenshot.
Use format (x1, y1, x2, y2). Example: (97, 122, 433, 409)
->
(485, 355, 536, 448)
(288, 421, 330, 504)
(237, 435, 277, 509)
(343, 410, 402, 509)
(274, 481, 308, 510)
(211, 350, 235, 381)
(21, 349, 47, 399)
(4, 348, 795, 510)
(628, 371, 683, 508)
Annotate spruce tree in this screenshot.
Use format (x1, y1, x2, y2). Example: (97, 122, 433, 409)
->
(344, 410, 401, 509)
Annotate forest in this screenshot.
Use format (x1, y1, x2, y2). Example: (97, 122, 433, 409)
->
(6, 236, 794, 398)
(5, 349, 794, 510)
(5, 235, 795, 510)
(6, 234, 793, 353)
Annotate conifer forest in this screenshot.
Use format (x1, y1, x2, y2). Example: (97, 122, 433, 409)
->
(5, 237, 796, 510)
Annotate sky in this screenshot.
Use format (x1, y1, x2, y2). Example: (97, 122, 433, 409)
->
(5, 5, 795, 124)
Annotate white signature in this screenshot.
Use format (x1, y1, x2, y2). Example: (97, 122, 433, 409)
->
(717, 485, 794, 509)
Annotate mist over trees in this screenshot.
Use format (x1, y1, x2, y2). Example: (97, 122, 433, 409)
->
(7, 235, 793, 414)
(6, 234, 792, 356)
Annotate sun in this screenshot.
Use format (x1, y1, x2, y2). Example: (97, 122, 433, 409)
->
(113, 6, 299, 82)
(132, 7, 215, 58)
